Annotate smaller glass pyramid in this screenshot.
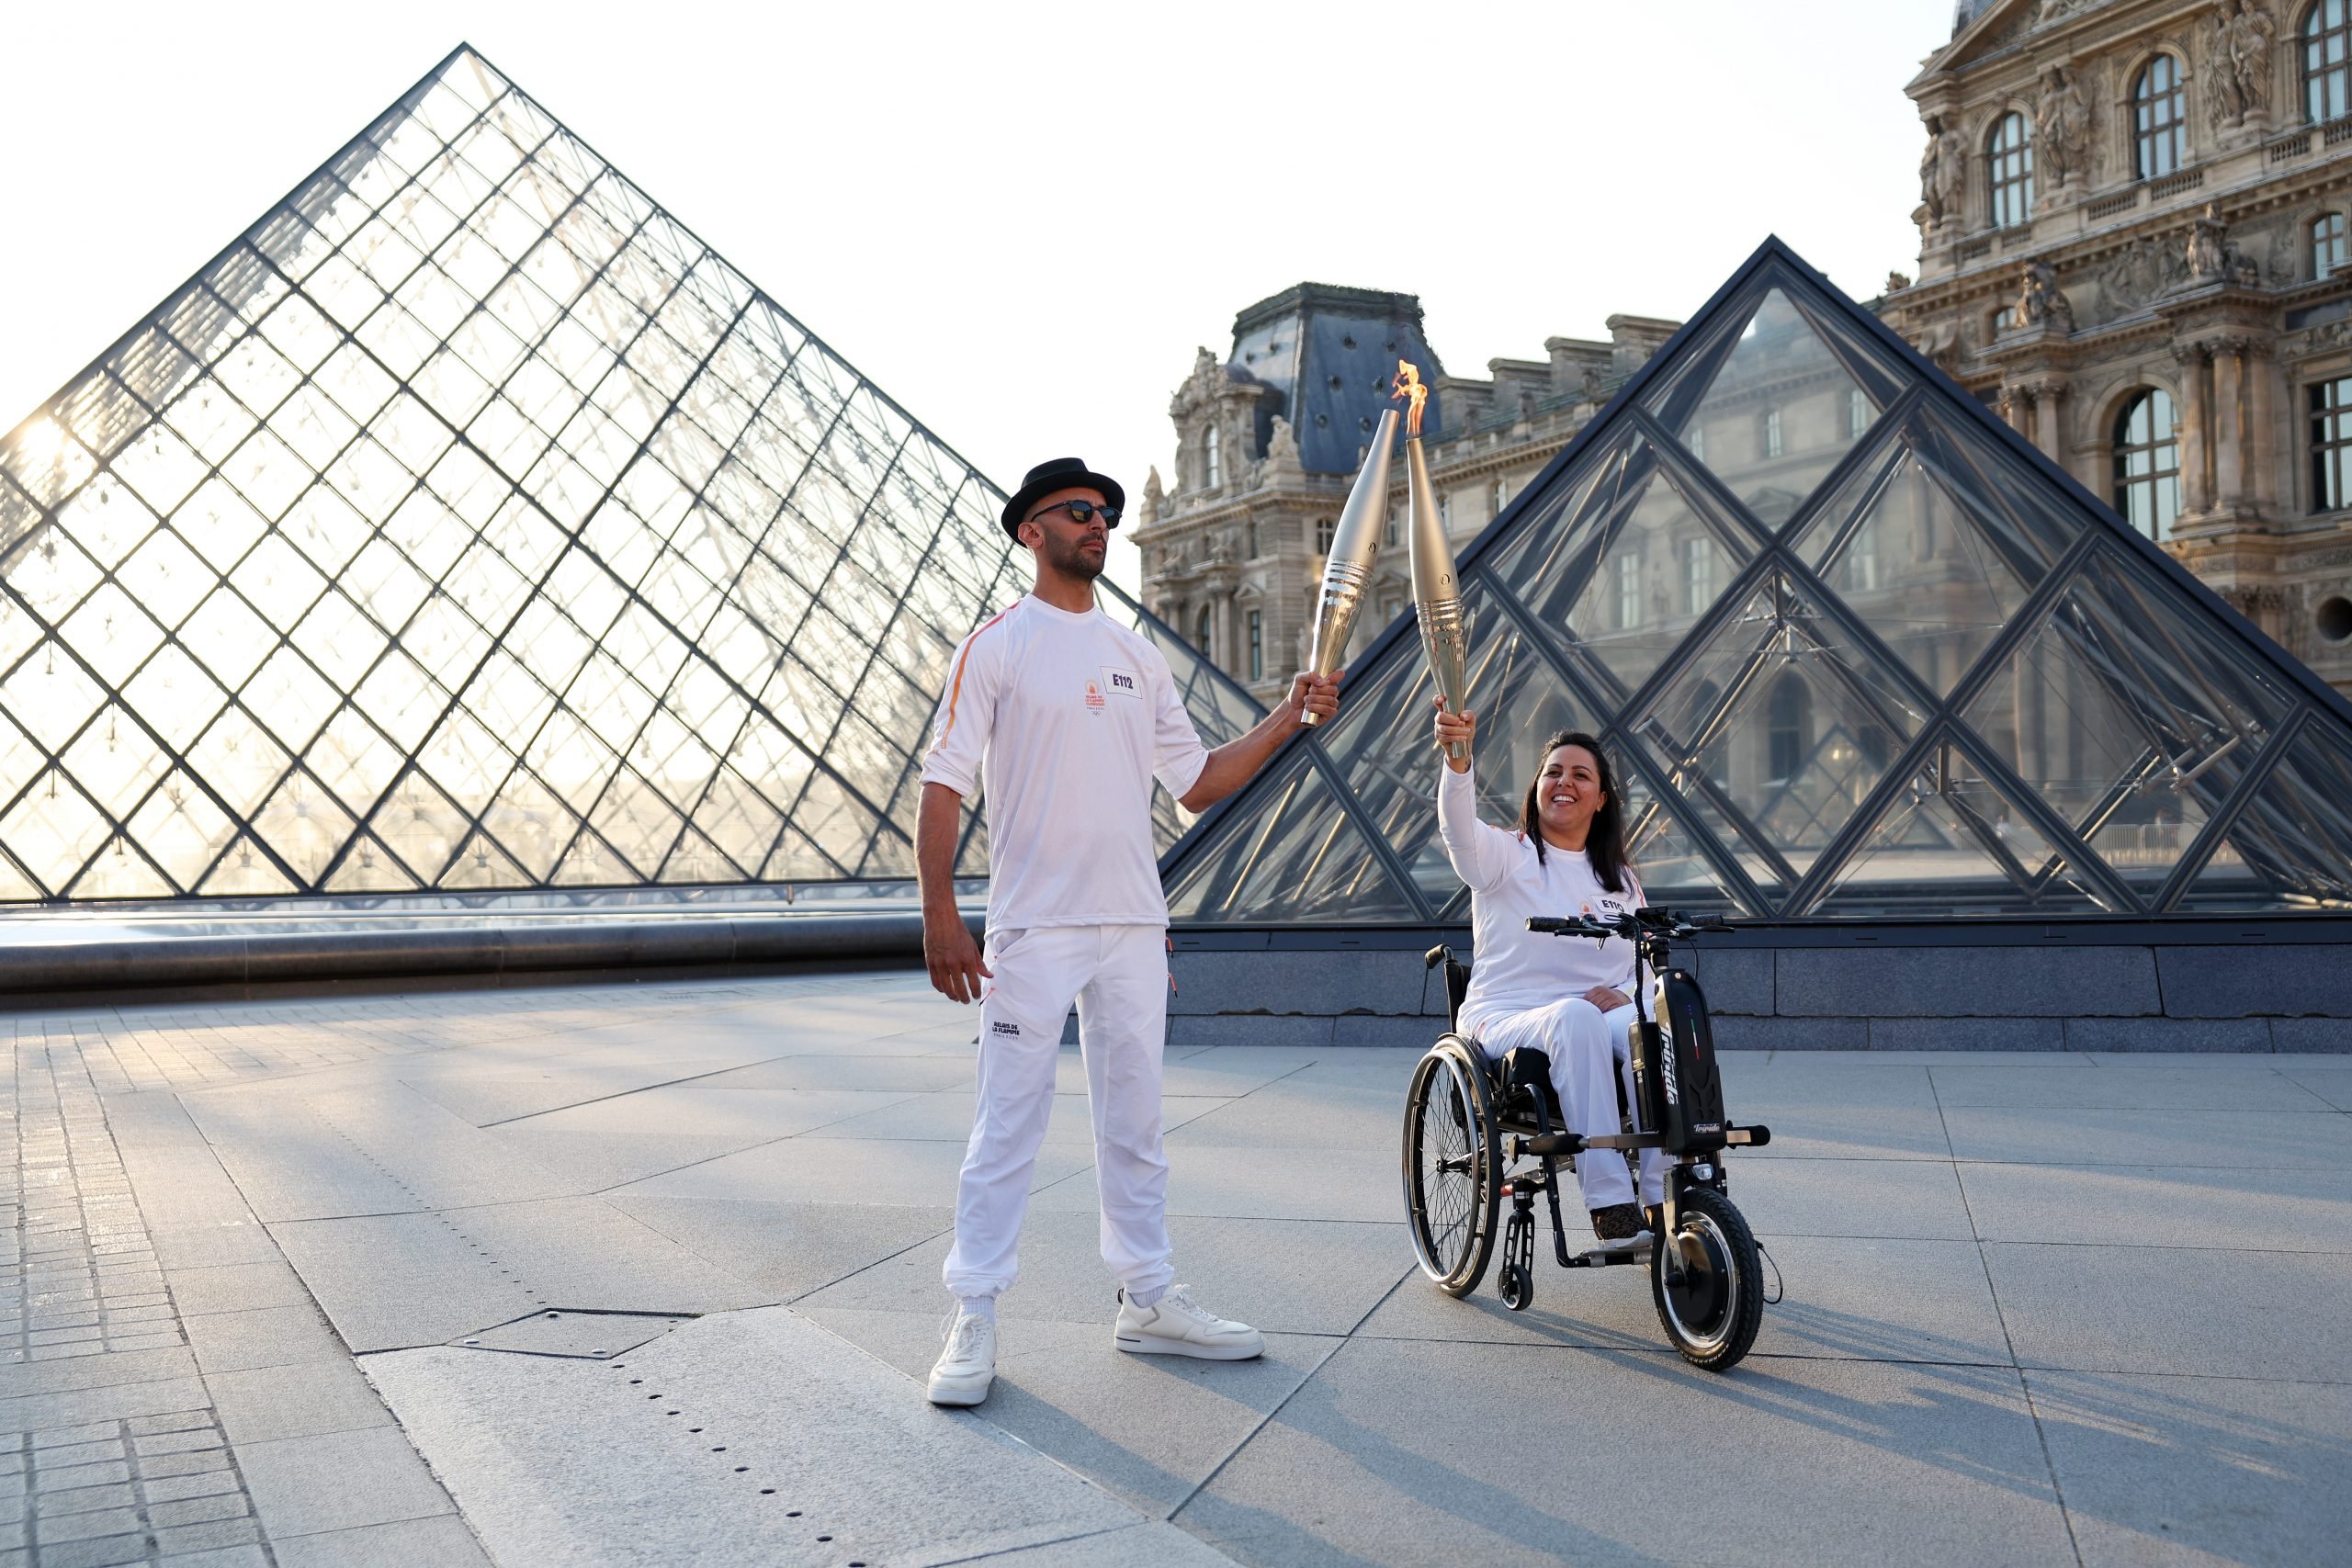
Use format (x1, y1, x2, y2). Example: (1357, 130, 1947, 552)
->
(1163, 239, 2352, 921)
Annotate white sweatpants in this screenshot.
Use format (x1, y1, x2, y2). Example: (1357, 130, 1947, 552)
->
(1468, 998, 1667, 1211)
(942, 924, 1173, 1303)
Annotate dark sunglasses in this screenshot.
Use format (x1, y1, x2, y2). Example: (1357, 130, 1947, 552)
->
(1028, 499, 1122, 528)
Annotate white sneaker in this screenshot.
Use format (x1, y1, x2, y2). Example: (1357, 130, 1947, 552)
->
(927, 1309, 996, 1405)
(1114, 1285, 1264, 1360)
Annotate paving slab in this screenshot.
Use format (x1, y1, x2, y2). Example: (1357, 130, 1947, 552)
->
(1958, 1162, 2352, 1251)
(693, 1054, 977, 1093)
(1929, 1065, 2338, 1111)
(605, 1194, 954, 1303)
(268, 1513, 494, 1567)
(1718, 1100, 1953, 1160)
(606, 1134, 1094, 1209)
(1724, 1156, 1978, 1240)
(929, 1521, 1238, 1566)
(1984, 1241, 2352, 1380)
(235, 1423, 457, 1539)
(268, 1196, 768, 1353)
(484, 1085, 924, 1188)
(807, 1307, 1337, 1518)
(2025, 1369, 2352, 1568)
(798, 1209, 1412, 1336)
(362, 1304, 1149, 1568)
(1941, 1106, 2352, 1168)
(400, 1056, 779, 1126)
(1358, 1235, 2012, 1366)
(204, 1358, 398, 1445)
(1163, 1083, 1408, 1152)
(1175, 1339, 2074, 1568)
(1715, 1059, 1940, 1108)
(2281, 1066, 2352, 1111)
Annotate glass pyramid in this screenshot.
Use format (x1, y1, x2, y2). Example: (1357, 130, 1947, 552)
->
(0, 46, 1254, 904)
(1164, 239, 2352, 921)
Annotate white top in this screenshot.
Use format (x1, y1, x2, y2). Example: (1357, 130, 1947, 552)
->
(1437, 762, 1642, 1041)
(922, 593, 1211, 934)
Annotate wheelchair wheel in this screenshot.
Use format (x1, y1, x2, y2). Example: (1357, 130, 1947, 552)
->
(1650, 1186, 1764, 1371)
(1498, 1262, 1533, 1313)
(1401, 1036, 1499, 1297)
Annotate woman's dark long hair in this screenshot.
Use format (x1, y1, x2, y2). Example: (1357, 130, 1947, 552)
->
(1517, 729, 1630, 893)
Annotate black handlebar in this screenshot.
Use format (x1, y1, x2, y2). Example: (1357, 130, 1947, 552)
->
(1526, 908, 1733, 942)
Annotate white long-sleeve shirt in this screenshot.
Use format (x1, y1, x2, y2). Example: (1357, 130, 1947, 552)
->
(922, 593, 1210, 934)
(1437, 762, 1642, 1041)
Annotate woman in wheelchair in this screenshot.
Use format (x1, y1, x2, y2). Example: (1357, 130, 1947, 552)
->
(1431, 699, 1662, 1252)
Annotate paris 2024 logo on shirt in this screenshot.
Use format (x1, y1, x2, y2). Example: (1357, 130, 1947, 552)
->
(1086, 667, 1141, 715)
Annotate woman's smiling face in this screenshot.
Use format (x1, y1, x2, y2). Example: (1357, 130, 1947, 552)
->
(1535, 743, 1606, 849)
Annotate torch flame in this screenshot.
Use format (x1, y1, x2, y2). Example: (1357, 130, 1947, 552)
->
(1391, 361, 1428, 437)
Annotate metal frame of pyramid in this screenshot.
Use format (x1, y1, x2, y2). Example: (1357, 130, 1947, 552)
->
(1161, 238, 2352, 924)
(0, 44, 1258, 906)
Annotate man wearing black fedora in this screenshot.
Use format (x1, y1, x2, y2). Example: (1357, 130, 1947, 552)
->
(914, 457, 1340, 1405)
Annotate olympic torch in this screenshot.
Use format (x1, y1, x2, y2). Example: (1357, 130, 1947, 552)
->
(1300, 406, 1399, 725)
(1397, 362, 1470, 761)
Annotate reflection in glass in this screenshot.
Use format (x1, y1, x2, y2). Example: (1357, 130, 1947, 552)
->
(1649, 288, 1880, 531)
(1964, 547, 2285, 896)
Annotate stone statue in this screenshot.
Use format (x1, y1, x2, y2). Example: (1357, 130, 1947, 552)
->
(2036, 64, 2090, 189)
(2206, 7, 2246, 126)
(2012, 259, 2075, 331)
(2187, 200, 2230, 277)
(1919, 115, 1966, 230)
(1266, 415, 1301, 467)
(1886, 270, 1914, 294)
(2230, 0, 2278, 119)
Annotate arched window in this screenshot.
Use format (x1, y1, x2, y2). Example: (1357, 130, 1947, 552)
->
(2314, 211, 2347, 277)
(2307, 0, 2352, 123)
(1203, 424, 1221, 488)
(1987, 111, 2035, 228)
(1767, 672, 1812, 783)
(2133, 56, 2187, 179)
(1193, 604, 1214, 660)
(2112, 389, 2181, 541)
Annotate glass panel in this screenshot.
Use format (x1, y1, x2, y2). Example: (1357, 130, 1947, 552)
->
(125, 770, 234, 892)
(2177, 719, 2352, 912)
(0, 771, 115, 894)
(1962, 547, 2288, 898)
(1809, 736, 2112, 917)
(1645, 286, 1881, 530)
(1487, 436, 1752, 708)
(1796, 406, 2065, 697)
(1636, 570, 1926, 893)
(1614, 767, 1749, 914)
(1164, 754, 1419, 921)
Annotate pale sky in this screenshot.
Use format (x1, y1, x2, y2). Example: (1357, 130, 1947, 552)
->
(0, 2, 1944, 598)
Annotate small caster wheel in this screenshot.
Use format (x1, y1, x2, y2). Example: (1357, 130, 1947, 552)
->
(1498, 1261, 1533, 1312)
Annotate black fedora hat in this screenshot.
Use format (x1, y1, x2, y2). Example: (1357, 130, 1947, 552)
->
(1000, 457, 1125, 542)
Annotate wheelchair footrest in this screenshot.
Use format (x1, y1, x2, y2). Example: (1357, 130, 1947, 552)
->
(1564, 1243, 1653, 1269)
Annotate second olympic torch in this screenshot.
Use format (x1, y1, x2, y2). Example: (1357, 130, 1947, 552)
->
(1396, 362, 1470, 761)
(1301, 406, 1400, 725)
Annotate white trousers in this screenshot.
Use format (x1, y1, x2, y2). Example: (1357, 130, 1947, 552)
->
(942, 924, 1173, 1303)
(1468, 998, 1666, 1211)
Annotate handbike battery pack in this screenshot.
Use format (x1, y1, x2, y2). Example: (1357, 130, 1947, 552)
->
(1627, 969, 1728, 1154)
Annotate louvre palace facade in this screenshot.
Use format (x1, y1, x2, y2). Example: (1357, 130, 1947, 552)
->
(1891, 0, 2352, 696)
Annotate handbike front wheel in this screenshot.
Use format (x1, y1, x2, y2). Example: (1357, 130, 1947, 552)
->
(1401, 1037, 1499, 1297)
(1650, 1186, 1764, 1371)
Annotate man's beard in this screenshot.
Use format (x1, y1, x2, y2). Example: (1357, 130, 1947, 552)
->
(1042, 531, 1105, 582)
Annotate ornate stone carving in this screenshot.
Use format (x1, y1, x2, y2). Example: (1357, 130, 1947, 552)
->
(1919, 114, 1967, 231)
(2013, 258, 2077, 331)
(2098, 234, 2190, 315)
(1266, 416, 1300, 468)
(2184, 201, 2264, 287)
(1140, 466, 1165, 529)
(2036, 64, 2091, 189)
(1886, 270, 1914, 294)
(2206, 0, 2278, 126)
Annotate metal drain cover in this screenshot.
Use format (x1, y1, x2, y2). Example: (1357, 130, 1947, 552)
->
(451, 1310, 691, 1359)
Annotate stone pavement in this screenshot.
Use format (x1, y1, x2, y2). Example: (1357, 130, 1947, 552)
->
(4, 971, 2349, 1567)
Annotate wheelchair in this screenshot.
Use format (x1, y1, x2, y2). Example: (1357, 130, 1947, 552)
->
(1399, 908, 1773, 1371)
